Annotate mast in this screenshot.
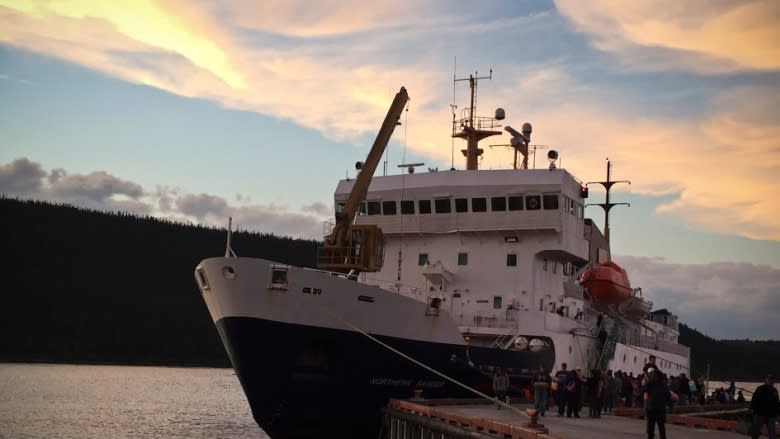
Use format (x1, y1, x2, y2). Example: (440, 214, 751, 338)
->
(452, 70, 503, 170)
(587, 159, 630, 246)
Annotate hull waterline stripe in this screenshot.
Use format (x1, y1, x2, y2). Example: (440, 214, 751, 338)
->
(315, 301, 528, 417)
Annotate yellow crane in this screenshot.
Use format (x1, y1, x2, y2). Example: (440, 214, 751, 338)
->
(317, 87, 409, 273)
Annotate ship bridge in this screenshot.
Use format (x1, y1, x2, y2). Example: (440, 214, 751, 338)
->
(334, 168, 588, 260)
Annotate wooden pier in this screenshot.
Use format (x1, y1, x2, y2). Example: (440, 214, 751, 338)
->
(382, 398, 751, 439)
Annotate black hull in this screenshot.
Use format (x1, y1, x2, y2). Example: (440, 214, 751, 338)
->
(216, 317, 555, 439)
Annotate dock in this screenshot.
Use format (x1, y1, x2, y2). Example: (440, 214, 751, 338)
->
(382, 398, 752, 439)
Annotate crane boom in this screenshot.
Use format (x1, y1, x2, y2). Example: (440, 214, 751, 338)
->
(318, 86, 409, 273)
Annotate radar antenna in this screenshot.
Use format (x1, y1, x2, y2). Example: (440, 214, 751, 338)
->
(586, 159, 631, 245)
(452, 69, 503, 170)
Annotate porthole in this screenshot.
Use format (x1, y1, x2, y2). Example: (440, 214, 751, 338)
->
(222, 265, 237, 279)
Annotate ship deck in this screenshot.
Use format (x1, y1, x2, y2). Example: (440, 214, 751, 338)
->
(384, 399, 749, 439)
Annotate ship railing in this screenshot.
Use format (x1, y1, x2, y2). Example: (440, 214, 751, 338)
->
(636, 335, 691, 357)
(360, 276, 426, 298)
(322, 218, 335, 237)
(455, 113, 502, 132)
(452, 313, 518, 329)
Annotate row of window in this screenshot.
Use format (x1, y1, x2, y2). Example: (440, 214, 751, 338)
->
(416, 253, 577, 276)
(358, 194, 563, 216)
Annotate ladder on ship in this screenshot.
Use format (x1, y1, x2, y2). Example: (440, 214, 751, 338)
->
(594, 322, 619, 371)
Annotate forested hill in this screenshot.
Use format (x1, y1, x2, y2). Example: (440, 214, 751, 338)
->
(679, 323, 780, 381)
(0, 197, 318, 367)
(1, 197, 777, 380)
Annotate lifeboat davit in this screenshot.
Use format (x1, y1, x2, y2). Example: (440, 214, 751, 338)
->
(579, 261, 631, 305)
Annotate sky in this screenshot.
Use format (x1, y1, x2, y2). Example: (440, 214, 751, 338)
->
(0, 0, 778, 340)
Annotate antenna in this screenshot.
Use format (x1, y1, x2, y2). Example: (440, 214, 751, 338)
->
(398, 162, 425, 174)
(586, 158, 631, 246)
(452, 69, 502, 170)
(451, 56, 457, 170)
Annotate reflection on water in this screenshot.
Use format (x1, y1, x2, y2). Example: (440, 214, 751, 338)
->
(0, 363, 268, 438)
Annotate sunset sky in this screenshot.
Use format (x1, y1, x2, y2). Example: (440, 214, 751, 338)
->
(1, 0, 778, 339)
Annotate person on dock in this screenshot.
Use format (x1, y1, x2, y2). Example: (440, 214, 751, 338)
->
(586, 369, 603, 418)
(749, 374, 778, 439)
(641, 368, 669, 439)
(554, 363, 569, 416)
(532, 365, 552, 416)
(602, 369, 617, 415)
(565, 367, 584, 418)
(727, 381, 736, 403)
(492, 367, 510, 410)
(643, 355, 659, 375)
(737, 390, 746, 403)
(676, 373, 690, 406)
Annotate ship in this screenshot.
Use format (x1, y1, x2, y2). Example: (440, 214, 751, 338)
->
(194, 74, 691, 439)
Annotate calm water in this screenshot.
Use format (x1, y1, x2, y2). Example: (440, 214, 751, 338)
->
(0, 363, 268, 438)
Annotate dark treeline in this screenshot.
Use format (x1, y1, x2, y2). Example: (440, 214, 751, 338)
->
(1, 197, 318, 367)
(679, 324, 780, 381)
(2, 197, 778, 380)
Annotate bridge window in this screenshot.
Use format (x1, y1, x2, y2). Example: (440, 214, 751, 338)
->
(491, 196, 506, 211)
(418, 253, 429, 266)
(358, 202, 367, 216)
(458, 252, 468, 266)
(419, 200, 431, 214)
(526, 195, 541, 210)
(508, 196, 523, 211)
(493, 296, 502, 309)
(506, 254, 517, 267)
(401, 200, 415, 214)
(382, 201, 396, 215)
(471, 197, 487, 212)
(543, 194, 559, 210)
(455, 198, 468, 212)
(367, 201, 381, 215)
(434, 198, 451, 213)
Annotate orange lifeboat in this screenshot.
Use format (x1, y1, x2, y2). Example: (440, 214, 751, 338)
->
(578, 261, 631, 305)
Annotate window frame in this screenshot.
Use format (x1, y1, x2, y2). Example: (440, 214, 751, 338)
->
(508, 195, 523, 211)
(471, 197, 487, 212)
(491, 196, 507, 212)
(418, 200, 432, 214)
(434, 198, 451, 214)
(382, 200, 397, 215)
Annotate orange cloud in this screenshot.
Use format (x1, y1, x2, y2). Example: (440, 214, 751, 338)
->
(554, 0, 780, 72)
(0, 0, 247, 88)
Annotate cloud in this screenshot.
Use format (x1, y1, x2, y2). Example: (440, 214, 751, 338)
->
(0, 157, 46, 196)
(619, 255, 780, 340)
(554, 0, 780, 72)
(0, 1, 778, 241)
(0, 157, 329, 239)
(48, 170, 145, 201)
(302, 202, 330, 216)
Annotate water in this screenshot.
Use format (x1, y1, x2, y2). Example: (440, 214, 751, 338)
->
(0, 363, 268, 438)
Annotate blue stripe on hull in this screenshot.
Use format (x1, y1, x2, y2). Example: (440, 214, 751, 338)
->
(216, 317, 555, 439)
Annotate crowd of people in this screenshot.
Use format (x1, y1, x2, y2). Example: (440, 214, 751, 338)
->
(491, 354, 778, 439)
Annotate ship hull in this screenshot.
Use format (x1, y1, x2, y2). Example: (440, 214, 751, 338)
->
(215, 315, 555, 439)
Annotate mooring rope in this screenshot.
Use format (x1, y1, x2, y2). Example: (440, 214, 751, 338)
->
(315, 301, 530, 418)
